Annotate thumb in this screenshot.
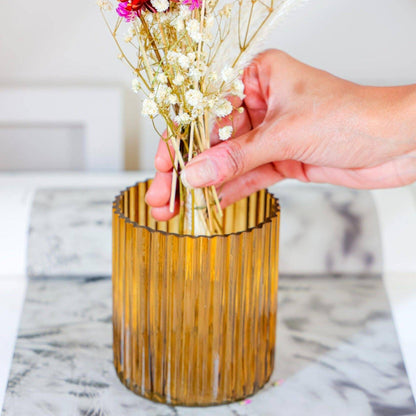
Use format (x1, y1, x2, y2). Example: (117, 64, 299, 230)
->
(181, 124, 287, 188)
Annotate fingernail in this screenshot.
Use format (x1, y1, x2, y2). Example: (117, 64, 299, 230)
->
(181, 158, 218, 188)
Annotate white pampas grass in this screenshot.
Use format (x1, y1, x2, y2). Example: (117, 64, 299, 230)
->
(207, 0, 308, 84)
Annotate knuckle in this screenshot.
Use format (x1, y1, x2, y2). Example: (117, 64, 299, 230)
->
(221, 140, 246, 177)
(264, 119, 296, 160)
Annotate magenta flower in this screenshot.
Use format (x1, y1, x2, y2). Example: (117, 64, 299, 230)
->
(182, 0, 202, 10)
(116, 2, 137, 21)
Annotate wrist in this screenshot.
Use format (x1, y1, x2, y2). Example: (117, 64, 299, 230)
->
(364, 84, 416, 153)
(397, 85, 416, 148)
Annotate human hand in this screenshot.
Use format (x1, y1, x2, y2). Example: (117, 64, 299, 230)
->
(146, 49, 416, 221)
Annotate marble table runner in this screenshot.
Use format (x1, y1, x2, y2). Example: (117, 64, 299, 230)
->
(26, 185, 382, 277)
(5, 185, 412, 415)
(3, 274, 415, 416)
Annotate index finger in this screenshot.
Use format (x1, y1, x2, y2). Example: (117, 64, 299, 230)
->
(155, 131, 175, 172)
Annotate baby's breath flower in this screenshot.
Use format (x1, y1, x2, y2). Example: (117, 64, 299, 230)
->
(191, 107, 204, 119)
(189, 66, 202, 82)
(150, 0, 169, 12)
(208, 71, 218, 82)
(142, 98, 158, 117)
(185, 89, 203, 108)
(174, 111, 191, 125)
(124, 34, 133, 43)
(172, 17, 185, 32)
(237, 107, 244, 113)
(131, 78, 141, 93)
(173, 74, 185, 86)
(167, 94, 179, 105)
(214, 98, 233, 118)
(221, 66, 235, 83)
(219, 3, 233, 17)
(219, 126, 233, 141)
(97, 0, 113, 11)
(144, 11, 154, 23)
(231, 79, 245, 99)
(167, 51, 178, 62)
(206, 98, 216, 109)
(156, 72, 168, 83)
(186, 19, 202, 43)
(158, 12, 170, 23)
(155, 84, 172, 104)
(179, 4, 191, 18)
(177, 53, 191, 70)
(187, 52, 196, 63)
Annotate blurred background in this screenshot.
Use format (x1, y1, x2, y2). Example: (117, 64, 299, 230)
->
(1, 0, 416, 171)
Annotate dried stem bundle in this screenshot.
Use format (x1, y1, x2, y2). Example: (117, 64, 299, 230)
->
(98, 0, 304, 235)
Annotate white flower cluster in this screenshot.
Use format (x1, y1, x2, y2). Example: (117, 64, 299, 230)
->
(171, 92, 234, 126)
(187, 19, 202, 43)
(139, 68, 181, 118)
(142, 98, 158, 117)
(213, 98, 233, 118)
(185, 89, 203, 107)
(97, 0, 112, 11)
(219, 3, 233, 17)
(128, 0, 245, 126)
(167, 6, 190, 33)
(165, 50, 207, 84)
(174, 111, 191, 126)
(221, 66, 234, 83)
(150, 0, 169, 12)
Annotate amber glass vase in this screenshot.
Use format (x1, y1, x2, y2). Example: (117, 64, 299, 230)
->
(112, 179, 280, 406)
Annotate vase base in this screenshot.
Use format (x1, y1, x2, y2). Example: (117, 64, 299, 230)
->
(116, 369, 272, 407)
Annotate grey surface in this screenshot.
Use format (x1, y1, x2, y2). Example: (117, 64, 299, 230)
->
(3, 274, 415, 416)
(27, 185, 382, 277)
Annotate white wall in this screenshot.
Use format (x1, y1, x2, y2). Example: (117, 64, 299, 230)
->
(1, 0, 416, 169)
(269, 0, 416, 85)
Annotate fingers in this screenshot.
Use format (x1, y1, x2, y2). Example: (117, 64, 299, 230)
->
(181, 123, 289, 189)
(155, 134, 175, 172)
(146, 172, 179, 221)
(145, 171, 172, 207)
(218, 163, 285, 208)
(304, 153, 416, 189)
(148, 132, 175, 216)
(151, 200, 179, 221)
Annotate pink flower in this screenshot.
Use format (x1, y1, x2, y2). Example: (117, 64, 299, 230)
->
(116, 2, 136, 21)
(181, 0, 202, 10)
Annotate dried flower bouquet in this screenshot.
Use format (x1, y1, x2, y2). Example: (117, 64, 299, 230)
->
(98, 0, 302, 235)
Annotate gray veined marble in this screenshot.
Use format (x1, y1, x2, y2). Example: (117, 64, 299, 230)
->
(3, 274, 415, 416)
(272, 185, 382, 275)
(27, 184, 382, 278)
(27, 187, 121, 278)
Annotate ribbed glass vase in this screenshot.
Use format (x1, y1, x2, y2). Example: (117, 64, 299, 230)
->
(112, 179, 280, 406)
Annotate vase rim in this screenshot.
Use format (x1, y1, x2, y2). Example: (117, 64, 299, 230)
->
(113, 179, 280, 239)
